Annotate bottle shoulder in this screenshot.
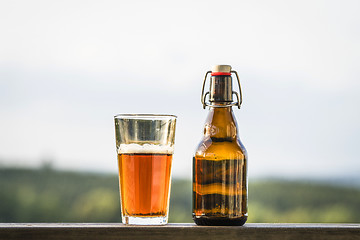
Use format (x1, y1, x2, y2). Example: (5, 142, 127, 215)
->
(194, 137, 247, 161)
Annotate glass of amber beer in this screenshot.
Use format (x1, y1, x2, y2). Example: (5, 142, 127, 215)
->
(114, 114, 177, 225)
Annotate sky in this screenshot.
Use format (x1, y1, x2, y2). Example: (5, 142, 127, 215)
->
(0, 0, 359, 180)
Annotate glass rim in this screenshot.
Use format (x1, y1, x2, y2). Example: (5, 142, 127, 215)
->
(114, 113, 177, 120)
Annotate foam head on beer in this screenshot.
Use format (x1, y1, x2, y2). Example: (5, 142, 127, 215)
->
(118, 143, 174, 155)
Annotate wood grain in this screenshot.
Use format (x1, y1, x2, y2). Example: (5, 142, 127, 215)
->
(0, 223, 359, 240)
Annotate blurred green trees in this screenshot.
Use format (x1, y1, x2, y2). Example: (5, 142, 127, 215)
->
(0, 168, 359, 223)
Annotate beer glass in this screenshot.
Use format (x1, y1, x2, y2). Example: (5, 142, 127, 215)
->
(114, 114, 177, 225)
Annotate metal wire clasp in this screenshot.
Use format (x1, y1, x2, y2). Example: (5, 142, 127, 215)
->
(201, 70, 243, 109)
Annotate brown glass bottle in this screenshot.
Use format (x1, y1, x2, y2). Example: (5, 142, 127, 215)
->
(193, 65, 248, 226)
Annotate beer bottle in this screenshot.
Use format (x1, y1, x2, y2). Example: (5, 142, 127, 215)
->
(193, 65, 248, 226)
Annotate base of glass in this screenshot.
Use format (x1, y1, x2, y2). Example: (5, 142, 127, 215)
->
(122, 216, 168, 225)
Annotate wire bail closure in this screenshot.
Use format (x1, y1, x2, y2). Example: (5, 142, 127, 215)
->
(201, 70, 243, 109)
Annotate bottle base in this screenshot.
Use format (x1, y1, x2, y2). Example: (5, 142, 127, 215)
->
(193, 216, 247, 226)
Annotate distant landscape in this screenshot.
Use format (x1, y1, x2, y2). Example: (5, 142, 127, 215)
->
(1, 167, 360, 223)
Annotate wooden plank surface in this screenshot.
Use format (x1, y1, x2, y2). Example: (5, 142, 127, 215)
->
(0, 223, 359, 240)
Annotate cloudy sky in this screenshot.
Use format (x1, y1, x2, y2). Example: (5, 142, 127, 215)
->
(0, 0, 359, 179)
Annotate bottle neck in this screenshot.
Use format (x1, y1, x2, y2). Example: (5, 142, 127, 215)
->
(204, 106, 238, 140)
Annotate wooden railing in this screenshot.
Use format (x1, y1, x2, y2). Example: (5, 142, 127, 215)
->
(1, 223, 359, 240)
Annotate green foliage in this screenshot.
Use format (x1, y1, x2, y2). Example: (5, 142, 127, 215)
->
(169, 179, 192, 223)
(0, 168, 120, 222)
(0, 168, 359, 223)
(248, 180, 360, 223)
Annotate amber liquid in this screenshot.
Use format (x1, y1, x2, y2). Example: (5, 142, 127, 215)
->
(193, 153, 247, 225)
(118, 153, 172, 217)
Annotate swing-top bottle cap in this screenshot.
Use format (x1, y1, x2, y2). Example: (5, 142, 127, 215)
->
(201, 64, 243, 109)
(212, 65, 232, 75)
